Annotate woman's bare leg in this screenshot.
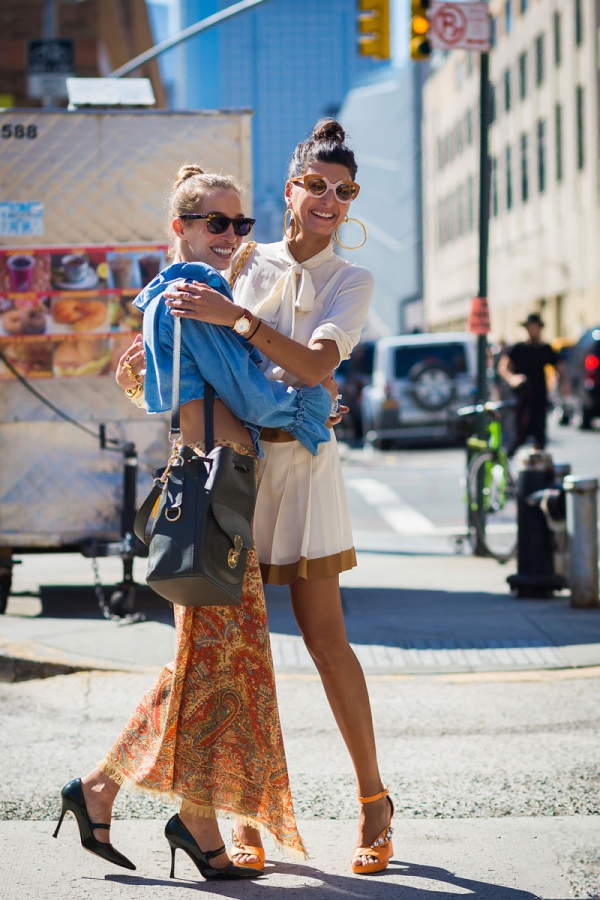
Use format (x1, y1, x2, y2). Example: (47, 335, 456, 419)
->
(237, 574, 389, 866)
(81, 769, 120, 843)
(291, 574, 390, 865)
(178, 810, 231, 869)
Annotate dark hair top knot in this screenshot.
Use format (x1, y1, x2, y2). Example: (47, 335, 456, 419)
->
(312, 119, 345, 144)
(288, 118, 357, 180)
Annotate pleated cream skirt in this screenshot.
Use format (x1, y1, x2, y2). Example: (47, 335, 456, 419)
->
(254, 429, 356, 585)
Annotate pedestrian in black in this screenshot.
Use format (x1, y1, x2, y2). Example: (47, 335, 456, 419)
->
(498, 313, 563, 457)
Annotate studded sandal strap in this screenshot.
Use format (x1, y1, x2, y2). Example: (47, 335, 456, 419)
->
(90, 822, 110, 830)
(205, 844, 226, 860)
(358, 785, 389, 805)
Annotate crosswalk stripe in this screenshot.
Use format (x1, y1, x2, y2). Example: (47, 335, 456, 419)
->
(346, 477, 437, 536)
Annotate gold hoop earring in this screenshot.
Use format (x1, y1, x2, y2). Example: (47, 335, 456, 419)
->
(334, 216, 367, 250)
(283, 207, 298, 240)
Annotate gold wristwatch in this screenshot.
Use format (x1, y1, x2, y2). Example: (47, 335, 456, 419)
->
(232, 308, 253, 336)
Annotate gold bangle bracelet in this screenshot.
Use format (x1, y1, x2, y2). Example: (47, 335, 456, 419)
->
(125, 383, 143, 400)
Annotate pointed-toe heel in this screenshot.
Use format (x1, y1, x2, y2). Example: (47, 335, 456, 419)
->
(165, 815, 261, 880)
(351, 785, 395, 876)
(53, 777, 136, 871)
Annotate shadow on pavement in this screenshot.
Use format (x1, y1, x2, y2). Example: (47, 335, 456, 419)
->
(101, 857, 543, 898)
(265, 584, 600, 652)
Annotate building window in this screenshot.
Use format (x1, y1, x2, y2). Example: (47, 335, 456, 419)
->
(518, 52, 527, 99)
(506, 146, 513, 210)
(505, 0, 512, 32)
(535, 34, 545, 86)
(575, 0, 583, 46)
(492, 158, 498, 217)
(456, 121, 463, 156)
(520, 0, 528, 11)
(555, 103, 563, 182)
(504, 68, 511, 112)
(457, 184, 464, 236)
(468, 174, 474, 231)
(537, 119, 546, 193)
(576, 85, 585, 170)
(490, 84, 496, 123)
(520, 133, 529, 202)
(467, 52, 473, 77)
(437, 138, 443, 170)
(467, 109, 473, 145)
(491, 17, 497, 47)
(438, 199, 444, 246)
(553, 12, 561, 65)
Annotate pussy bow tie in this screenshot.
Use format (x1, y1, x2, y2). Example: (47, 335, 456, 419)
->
(251, 240, 334, 342)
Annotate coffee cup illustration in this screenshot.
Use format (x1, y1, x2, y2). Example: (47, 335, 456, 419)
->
(62, 254, 90, 284)
(7, 255, 35, 292)
(108, 255, 134, 289)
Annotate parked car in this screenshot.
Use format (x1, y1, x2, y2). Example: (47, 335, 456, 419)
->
(360, 332, 478, 447)
(334, 341, 375, 442)
(563, 327, 600, 429)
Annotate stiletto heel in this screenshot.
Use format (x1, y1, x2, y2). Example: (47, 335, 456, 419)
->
(351, 785, 395, 876)
(53, 778, 136, 871)
(52, 807, 66, 839)
(165, 815, 261, 880)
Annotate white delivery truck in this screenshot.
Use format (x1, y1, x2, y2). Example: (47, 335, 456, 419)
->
(0, 107, 252, 614)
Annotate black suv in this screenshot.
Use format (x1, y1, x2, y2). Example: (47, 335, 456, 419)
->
(566, 327, 600, 429)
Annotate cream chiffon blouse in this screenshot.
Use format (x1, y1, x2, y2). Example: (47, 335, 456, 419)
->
(232, 239, 375, 386)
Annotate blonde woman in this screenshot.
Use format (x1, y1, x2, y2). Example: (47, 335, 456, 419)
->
(119, 123, 393, 876)
(55, 166, 336, 881)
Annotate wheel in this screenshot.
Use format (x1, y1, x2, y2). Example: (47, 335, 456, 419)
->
(0, 573, 11, 615)
(408, 362, 454, 411)
(467, 451, 518, 562)
(580, 408, 593, 430)
(107, 585, 137, 618)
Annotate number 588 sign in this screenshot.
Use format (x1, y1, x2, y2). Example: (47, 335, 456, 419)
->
(429, 2, 491, 52)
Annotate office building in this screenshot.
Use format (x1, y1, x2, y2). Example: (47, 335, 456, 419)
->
(422, 0, 599, 341)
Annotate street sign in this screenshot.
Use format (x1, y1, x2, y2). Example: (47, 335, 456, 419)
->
(429, 2, 491, 52)
(468, 296, 491, 335)
(27, 39, 74, 100)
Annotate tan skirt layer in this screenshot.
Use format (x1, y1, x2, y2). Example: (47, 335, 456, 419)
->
(255, 430, 357, 585)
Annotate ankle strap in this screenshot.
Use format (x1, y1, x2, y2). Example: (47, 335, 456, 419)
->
(358, 785, 388, 805)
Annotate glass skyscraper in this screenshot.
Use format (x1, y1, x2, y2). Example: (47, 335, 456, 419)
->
(177, 0, 385, 241)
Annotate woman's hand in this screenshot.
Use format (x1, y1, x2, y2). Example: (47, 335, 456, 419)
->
(116, 334, 146, 391)
(165, 281, 242, 327)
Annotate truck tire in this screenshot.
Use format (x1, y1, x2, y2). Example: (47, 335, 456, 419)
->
(0, 573, 11, 615)
(409, 362, 454, 411)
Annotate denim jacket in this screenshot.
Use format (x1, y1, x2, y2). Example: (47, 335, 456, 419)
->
(133, 262, 332, 456)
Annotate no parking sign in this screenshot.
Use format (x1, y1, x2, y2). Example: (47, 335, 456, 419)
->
(429, 2, 491, 52)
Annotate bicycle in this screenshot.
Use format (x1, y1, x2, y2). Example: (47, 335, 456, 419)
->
(456, 400, 518, 562)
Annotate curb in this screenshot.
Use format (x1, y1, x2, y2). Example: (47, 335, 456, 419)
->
(0, 639, 155, 683)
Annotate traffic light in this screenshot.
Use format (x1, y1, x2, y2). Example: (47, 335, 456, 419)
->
(357, 0, 391, 60)
(410, 0, 431, 61)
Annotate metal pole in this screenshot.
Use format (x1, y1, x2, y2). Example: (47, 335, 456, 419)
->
(42, 0, 57, 108)
(109, 0, 274, 78)
(473, 51, 491, 555)
(564, 476, 599, 608)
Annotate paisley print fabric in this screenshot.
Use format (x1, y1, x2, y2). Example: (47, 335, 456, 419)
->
(99, 441, 305, 859)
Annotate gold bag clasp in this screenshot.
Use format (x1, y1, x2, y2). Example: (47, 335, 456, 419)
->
(227, 535, 244, 569)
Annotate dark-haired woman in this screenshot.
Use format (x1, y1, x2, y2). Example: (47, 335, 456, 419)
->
(159, 121, 394, 875)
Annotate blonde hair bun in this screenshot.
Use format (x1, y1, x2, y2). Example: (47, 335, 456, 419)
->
(174, 164, 205, 189)
(312, 119, 345, 144)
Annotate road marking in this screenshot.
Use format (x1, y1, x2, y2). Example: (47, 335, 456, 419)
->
(346, 477, 437, 536)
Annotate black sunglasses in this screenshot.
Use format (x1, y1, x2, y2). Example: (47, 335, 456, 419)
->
(179, 212, 256, 236)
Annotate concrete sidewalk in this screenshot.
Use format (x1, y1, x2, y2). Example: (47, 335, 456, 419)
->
(1, 550, 600, 678)
(1, 815, 594, 899)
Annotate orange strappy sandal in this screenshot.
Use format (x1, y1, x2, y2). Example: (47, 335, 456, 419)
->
(351, 785, 395, 876)
(230, 830, 266, 871)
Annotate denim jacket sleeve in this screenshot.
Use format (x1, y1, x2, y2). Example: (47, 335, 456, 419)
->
(158, 299, 332, 456)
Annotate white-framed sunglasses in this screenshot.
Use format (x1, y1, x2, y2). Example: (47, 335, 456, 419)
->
(290, 174, 360, 204)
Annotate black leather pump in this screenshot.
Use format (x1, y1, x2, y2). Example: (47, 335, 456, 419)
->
(53, 778, 136, 871)
(165, 814, 261, 880)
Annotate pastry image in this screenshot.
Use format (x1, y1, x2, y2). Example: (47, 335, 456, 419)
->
(53, 298, 108, 332)
(0, 340, 53, 378)
(53, 338, 111, 377)
(21, 306, 47, 335)
(2, 308, 23, 335)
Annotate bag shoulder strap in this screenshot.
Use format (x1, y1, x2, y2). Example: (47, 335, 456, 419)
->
(170, 313, 215, 451)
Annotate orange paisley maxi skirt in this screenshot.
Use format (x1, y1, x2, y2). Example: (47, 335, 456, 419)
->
(98, 441, 305, 859)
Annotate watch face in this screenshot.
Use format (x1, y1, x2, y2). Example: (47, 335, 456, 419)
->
(235, 316, 251, 334)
